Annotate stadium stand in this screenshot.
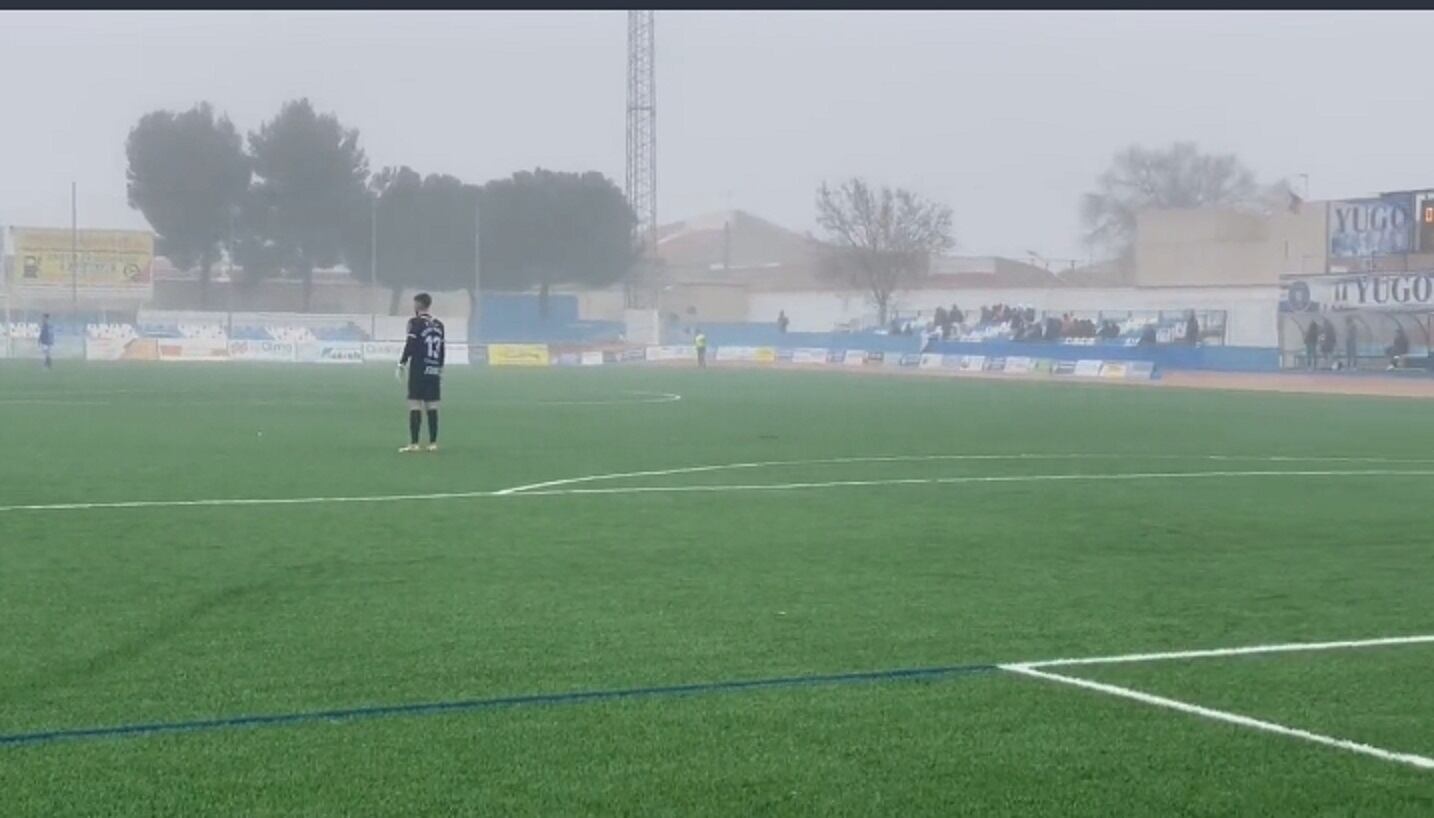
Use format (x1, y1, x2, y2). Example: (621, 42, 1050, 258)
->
(87, 323, 139, 341)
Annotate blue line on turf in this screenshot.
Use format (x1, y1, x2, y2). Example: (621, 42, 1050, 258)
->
(0, 662, 997, 749)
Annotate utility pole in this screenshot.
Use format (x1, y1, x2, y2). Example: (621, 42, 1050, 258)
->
(2, 225, 11, 360)
(370, 197, 379, 306)
(71, 182, 78, 312)
(472, 188, 482, 343)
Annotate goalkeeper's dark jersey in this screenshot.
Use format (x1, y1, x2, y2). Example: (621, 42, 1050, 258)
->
(401, 315, 446, 374)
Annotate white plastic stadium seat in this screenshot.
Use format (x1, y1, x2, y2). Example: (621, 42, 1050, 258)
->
(267, 325, 316, 343)
(178, 323, 226, 340)
(86, 323, 139, 341)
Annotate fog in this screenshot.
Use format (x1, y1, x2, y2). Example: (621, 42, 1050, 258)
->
(6, 16, 1434, 810)
(3, 11, 1434, 259)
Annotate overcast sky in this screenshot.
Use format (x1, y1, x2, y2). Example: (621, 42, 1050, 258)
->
(2, 11, 1433, 262)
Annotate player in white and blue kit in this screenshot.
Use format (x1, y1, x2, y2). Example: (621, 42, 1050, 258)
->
(38, 314, 54, 370)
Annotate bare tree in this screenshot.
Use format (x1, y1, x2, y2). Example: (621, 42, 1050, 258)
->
(1081, 142, 1267, 258)
(814, 178, 954, 326)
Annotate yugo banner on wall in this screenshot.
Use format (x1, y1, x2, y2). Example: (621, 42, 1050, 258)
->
(1282, 272, 1434, 311)
(1328, 195, 1413, 259)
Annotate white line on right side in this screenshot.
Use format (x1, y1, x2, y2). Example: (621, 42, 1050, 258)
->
(1001, 664, 1434, 771)
(1023, 633, 1434, 669)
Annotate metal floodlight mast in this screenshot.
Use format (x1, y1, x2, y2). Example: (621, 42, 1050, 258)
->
(626, 11, 657, 260)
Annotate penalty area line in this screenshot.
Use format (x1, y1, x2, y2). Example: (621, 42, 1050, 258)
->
(1021, 633, 1434, 669)
(1000, 664, 1434, 771)
(1002, 632, 1434, 772)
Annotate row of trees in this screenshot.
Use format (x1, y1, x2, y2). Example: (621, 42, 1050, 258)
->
(126, 100, 636, 312)
(126, 102, 1284, 326)
(815, 142, 1289, 325)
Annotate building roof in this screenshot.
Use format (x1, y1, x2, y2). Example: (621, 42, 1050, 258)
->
(656, 210, 820, 288)
(926, 256, 1064, 288)
(655, 209, 1075, 291)
(1055, 258, 1134, 287)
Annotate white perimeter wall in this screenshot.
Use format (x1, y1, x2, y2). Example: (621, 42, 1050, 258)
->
(748, 287, 1281, 348)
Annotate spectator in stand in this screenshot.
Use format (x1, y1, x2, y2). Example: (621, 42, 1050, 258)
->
(950, 304, 964, 330)
(1138, 324, 1157, 346)
(933, 306, 949, 339)
(777, 310, 790, 334)
(1185, 312, 1200, 346)
(922, 325, 941, 352)
(1303, 320, 1320, 370)
(38, 314, 54, 370)
(1046, 315, 1063, 341)
(1388, 326, 1410, 369)
(1098, 320, 1120, 341)
(1319, 318, 1337, 369)
(1344, 316, 1358, 371)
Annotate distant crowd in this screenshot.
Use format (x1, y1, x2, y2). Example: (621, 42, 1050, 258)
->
(868, 303, 1202, 349)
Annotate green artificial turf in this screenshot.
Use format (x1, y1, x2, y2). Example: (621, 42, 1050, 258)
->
(1, 362, 1431, 815)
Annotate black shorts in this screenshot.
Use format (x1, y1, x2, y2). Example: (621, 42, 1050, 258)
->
(408, 373, 441, 402)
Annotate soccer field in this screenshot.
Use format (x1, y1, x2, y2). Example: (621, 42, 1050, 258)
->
(2, 362, 1432, 816)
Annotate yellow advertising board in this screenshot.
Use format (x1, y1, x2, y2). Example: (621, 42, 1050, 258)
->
(753, 346, 777, 364)
(488, 344, 551, 367)
(12, 228, 154, 289)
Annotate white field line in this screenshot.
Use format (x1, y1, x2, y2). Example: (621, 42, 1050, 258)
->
(0, 397, 329, 408)
(1022, 633, 1434, 669)
(0, 490, 496, 513)
(0, 389, 166, 399)
(0, 390, 684, 410)
(491, 453, 1434, 496)
(0, 399, 115, 406)
(3, 467, 1434, 513)
(479, 390, 683, 407)
(1002, 664, 1434, 771)
(493, 447, 1107, 493)
(501, 470, 1434, 498)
